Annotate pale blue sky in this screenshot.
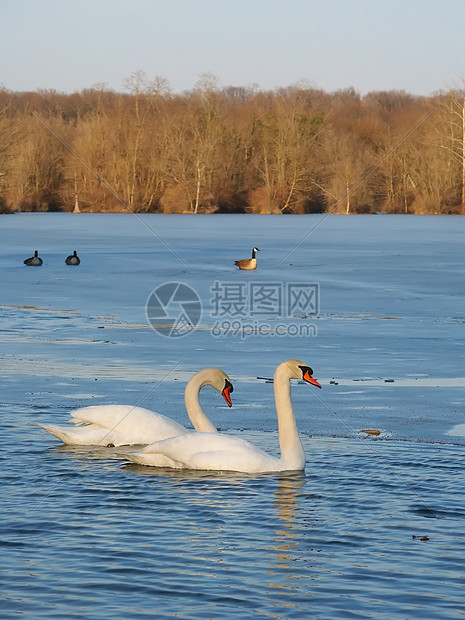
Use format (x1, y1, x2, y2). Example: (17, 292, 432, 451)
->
(1, 0, 464, 95)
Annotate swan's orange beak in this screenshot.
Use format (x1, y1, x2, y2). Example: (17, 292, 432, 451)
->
(222, 382, 234, 407)
(303, 369, 321, 388)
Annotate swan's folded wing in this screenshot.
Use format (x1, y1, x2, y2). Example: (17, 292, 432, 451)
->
(71, 405, 146, 427)
(70, 405, 189, 444)
(128, 433, 278, 472)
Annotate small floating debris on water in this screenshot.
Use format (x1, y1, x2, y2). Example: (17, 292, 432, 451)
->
(363, 429, 381, 436)
(384, 378, 395, 383)
(412, 535, 430, 541)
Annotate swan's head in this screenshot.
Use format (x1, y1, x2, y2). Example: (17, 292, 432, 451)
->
(221, 378, 234, 407)
(194, 368, 234, 407)
(299, 365, 321, 388)
(279, 359, 321, 388)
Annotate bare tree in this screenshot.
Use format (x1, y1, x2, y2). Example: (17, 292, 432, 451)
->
(434, 84, 465, 209)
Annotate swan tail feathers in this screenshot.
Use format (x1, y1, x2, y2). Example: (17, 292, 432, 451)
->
(125, 451, 183, 468)
(36, 422, 77, 444)
(36, 422, 113, 446)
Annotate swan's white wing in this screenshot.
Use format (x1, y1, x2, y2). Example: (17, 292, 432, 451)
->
(69, 404, 189, 444)
(37, 405, 189, 446)
(127, 433, 281, 473)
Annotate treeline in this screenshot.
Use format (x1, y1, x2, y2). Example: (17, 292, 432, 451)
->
(1, 72, 464, 215)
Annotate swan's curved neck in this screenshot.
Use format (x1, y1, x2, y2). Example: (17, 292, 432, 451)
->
(184, 371, 218, 433)
(274, 365, 305, 470)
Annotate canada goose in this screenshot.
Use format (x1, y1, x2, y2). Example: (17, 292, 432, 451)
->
(235, 247, 260, 270)
(65, 251, 80, 265)
(23, 250, 43, 266)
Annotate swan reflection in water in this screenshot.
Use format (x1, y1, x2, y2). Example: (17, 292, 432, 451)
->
(269, 471, 308, 568)
(52, 438, 314, 613)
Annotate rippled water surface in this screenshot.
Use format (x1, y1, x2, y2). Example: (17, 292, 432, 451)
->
(1, 213, 465, 618)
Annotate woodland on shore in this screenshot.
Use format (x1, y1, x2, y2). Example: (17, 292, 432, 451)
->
(1, 72, 465, 215)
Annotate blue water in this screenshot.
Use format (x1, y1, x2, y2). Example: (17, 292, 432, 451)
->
(1, 213, 464, 618)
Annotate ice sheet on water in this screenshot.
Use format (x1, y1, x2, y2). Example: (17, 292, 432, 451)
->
(1, 213, 465, 443)
(445, 423, 465, 437)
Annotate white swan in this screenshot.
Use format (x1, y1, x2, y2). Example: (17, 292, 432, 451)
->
(125, 359, 320, 473)
(37, 368, 233, 446)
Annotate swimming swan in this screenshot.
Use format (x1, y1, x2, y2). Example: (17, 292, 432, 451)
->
(65, 251, 80, 265)
(125, 359, 320, 473)
(24, 250, 43, 266)
(37, 368, 233, 446)
(235, 247, 260, 270)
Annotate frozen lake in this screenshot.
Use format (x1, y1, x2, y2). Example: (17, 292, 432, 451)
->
(1, 213, 464, 618)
